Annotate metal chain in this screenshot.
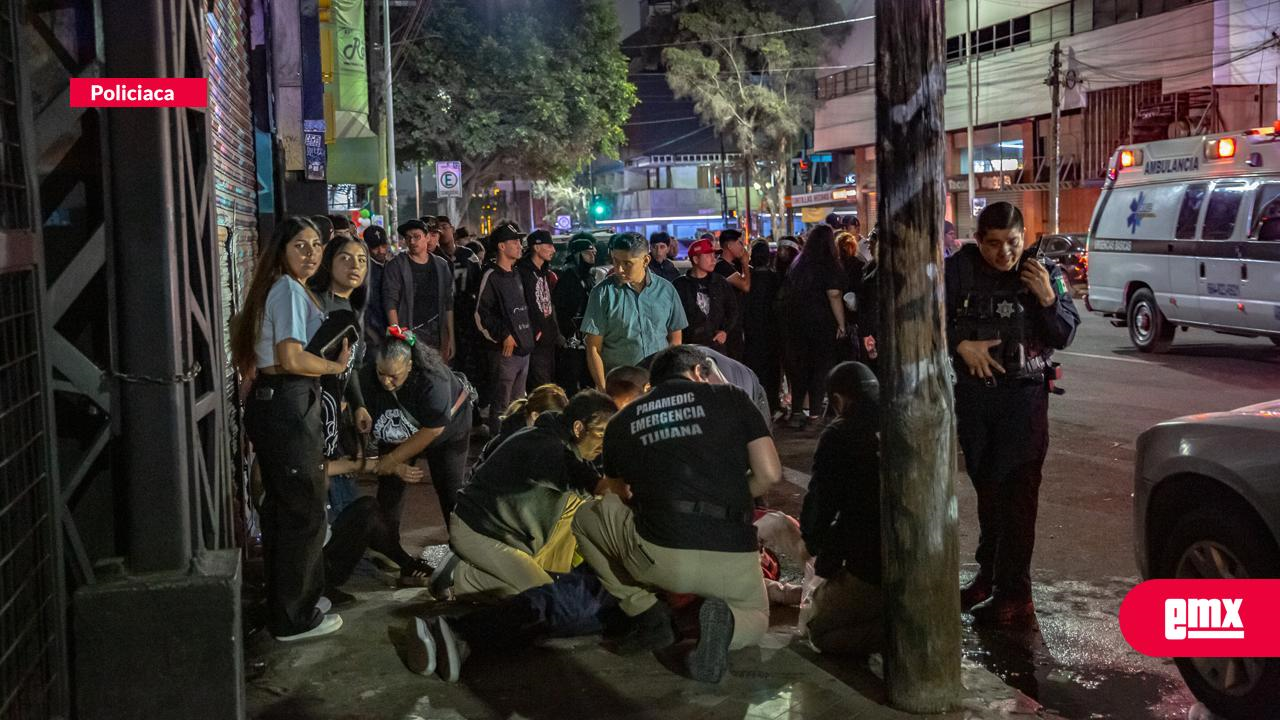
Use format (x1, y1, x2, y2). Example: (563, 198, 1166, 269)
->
(111, 362, 203, 386)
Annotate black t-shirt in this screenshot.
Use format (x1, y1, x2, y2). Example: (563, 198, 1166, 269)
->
(602, 379, 770, 552)
(410, 256, 440, 337)
(782, 261, 845, 337)
(361, 360, 468, 455)
(713, 258, 738, 281)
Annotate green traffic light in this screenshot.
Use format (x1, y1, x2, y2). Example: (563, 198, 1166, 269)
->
(592, 203, 606, 217)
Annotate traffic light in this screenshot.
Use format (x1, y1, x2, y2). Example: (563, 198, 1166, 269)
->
(798, 159, 811, 185)
(590, 194, 611, 220)
(714, 175, 722, 194)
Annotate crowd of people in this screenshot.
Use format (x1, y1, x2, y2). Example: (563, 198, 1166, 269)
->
(229, 201, 1078, 685)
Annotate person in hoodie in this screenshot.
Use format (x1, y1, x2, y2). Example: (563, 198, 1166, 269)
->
(474, 221, 535, 433)
(517, 230, 561, 389)
(427, 390, 618, 601)
(798, 361, 883, 656)
(648, 231, 680, 283)
(551, 233, 599, 393)
(673, 237, 738, 356)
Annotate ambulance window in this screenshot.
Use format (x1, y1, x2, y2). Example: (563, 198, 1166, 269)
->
(1252, 184, 1280, 241)
(1202, 183, 1246, 240)
(1175, 184, 1207, 240)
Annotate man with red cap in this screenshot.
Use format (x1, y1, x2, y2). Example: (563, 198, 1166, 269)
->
(673, 237, 738, 356)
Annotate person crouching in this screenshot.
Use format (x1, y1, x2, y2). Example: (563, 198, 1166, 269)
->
(428, 390, 618, 601)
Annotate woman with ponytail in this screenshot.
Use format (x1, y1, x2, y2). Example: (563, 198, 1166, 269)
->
(360, 326, 473, 584)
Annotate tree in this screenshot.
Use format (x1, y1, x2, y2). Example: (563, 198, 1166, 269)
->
(875, 0, 962, 712)
(662, 0, 843, 239)
(531, 178, 590, 226)
(395, 0, 636, 221)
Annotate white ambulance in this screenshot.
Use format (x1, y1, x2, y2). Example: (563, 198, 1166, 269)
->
(1086, 128, 1280, 352)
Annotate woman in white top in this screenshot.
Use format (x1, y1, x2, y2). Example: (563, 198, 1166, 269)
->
(231, 216, 352, 641)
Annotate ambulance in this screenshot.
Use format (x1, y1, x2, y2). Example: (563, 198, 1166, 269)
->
(1085, 127, 1280, 352)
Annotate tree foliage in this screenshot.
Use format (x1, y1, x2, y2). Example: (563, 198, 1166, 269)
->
(663, 0, 845, 237)
(395, 0, 636, 218)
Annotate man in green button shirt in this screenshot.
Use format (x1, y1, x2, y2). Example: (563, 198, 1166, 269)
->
(582, 232, 687, 390)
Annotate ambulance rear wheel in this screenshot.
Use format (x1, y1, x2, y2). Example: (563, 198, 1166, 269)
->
(1127, 289, 1175, 353)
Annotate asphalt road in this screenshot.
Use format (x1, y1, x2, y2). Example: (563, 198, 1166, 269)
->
(766, 310, 1280, 719)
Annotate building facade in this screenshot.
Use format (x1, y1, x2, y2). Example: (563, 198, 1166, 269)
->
(811, 0, 1280, 238)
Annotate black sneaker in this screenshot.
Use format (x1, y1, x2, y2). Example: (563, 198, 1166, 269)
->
(686, 598, 734, 683)
(613, 601, 676, 655)
(429, 551, 461, 601)
(325, 587, 358, 608)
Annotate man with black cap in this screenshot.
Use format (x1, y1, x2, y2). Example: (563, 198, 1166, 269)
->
(475, 221, 535, 433)
(517, 230, 561, 388)
(552, 231, 599, 392)
(363, 224, 391, 348)
(384, 218, 455, 359)
(673, 237, 737, 356)
(713, 229, 750, 359)
(649, 232, 679, 283)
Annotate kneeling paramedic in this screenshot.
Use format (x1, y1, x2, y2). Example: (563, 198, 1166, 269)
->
(571, 345, 782, 682)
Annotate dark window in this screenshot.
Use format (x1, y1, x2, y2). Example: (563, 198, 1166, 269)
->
(1175, 184, 1207, 239)
(1202, 183, 1246, 240)
(946, 35, 962, 62)
(1012, 15, 1032, 44)
(1250, 184, 1280, 240)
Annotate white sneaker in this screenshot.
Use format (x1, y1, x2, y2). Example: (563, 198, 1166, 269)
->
(405, 617, 436, 676)
(428, 617, 470, 683)
(316, 596, 332, 614)
(275, 613, 343, 642)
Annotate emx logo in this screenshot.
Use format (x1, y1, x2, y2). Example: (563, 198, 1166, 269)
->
(1165, 598, 1243, 640)
(1121, 580, 1280, 657)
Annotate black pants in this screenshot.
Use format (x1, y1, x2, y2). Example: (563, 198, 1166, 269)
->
(955, 380, 1050, 600)
(376, 404, 473, 544)
(784, 332, 836, 416)
(744, 340, 781, 414)
(324, 496, 416, 588)
(556, 346, 590, 394)
(245, 374, 327, 636)
(528, 344, 557, 390)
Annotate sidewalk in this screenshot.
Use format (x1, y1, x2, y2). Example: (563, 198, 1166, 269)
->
(247, 549, 1060, 720)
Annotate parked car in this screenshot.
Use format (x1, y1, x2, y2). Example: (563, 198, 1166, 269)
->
(1134, 400, 1280, 718)
(1037, 233, 1088, 288)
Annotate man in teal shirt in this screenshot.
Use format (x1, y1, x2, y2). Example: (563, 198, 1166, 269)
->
(582, 233, 687, 390)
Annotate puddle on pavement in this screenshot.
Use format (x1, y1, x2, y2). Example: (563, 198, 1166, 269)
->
(962, 576, 1197, 720)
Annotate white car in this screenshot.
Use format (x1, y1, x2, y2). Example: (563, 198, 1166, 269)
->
(1134, 400, 1280, 718)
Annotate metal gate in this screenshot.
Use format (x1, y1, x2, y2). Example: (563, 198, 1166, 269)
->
(1, 0, 68, 716)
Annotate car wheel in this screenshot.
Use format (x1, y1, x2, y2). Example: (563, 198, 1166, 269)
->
(1127, 288, 1175, 353)
(1270, 336, 1280, 348)
(1159, 506, 1280, 719)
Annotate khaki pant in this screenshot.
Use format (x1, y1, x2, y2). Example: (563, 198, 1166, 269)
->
(571, 493, 769, 650)
(450, 495, 584, 599)
(801, 568, 884, 655)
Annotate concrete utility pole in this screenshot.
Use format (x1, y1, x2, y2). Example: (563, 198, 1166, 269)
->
(966, 0, 977, 229)
(874, 0, 963, 712)
(382, 0, 398, 231)
(1047, 41, 1063, 234)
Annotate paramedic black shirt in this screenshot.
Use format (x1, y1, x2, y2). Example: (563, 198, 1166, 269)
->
(602, 379, 770, 553)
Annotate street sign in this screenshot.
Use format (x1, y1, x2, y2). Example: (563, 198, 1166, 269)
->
(809, 152, 832, 163)
(555, 215, 572, 231)
(436, 161, 462, 198)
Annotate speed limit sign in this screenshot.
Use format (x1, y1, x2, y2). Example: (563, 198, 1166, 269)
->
(436, 161, 462, 198)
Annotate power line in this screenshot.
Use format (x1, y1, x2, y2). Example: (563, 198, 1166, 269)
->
(621, 15, 873, 51)
(624, 116, 702, 126)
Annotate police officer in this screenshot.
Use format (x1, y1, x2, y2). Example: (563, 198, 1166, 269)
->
(946, 202, 1080, 626)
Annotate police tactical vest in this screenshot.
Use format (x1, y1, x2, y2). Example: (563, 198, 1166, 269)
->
(952, 251, 1053, 382)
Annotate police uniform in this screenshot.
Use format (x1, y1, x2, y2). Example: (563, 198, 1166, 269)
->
(945, 243, 1080, 610)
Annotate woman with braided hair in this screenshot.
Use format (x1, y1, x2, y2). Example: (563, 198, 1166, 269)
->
(360, 325, 474, 584)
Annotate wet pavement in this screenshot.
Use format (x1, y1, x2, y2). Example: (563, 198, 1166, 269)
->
(246, 313, 1280, 719)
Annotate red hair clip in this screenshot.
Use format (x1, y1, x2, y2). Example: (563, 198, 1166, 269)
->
(386, 325, 416, 347)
